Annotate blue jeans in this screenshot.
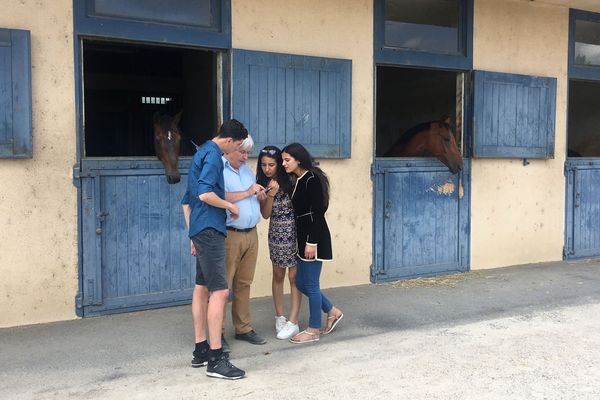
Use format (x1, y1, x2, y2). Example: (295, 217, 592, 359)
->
(295, 259, 333, 329)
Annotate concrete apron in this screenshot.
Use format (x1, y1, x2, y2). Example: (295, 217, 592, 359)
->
(2, 259, 600, 399)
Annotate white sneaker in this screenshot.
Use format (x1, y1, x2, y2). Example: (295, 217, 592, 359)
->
(275, 316, 287, 334)
(277, 321, 299, 340)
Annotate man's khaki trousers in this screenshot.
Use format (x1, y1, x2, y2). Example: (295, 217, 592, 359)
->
(223, 228, 259, 334)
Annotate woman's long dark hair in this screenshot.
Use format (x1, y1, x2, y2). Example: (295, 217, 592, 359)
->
(281, 143, 329, 210)
(256, 145, 292, 195)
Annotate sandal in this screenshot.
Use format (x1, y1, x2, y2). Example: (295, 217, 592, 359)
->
(289, 329, 320, 344)
(323, 311, 344, 335)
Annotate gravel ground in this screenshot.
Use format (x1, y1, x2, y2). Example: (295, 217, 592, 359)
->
(1, 260, 599, 399)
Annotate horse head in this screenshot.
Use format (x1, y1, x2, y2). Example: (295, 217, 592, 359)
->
(426, 116, 463, 175)
(153, 111, 182, 184)
(385, 116, 463, 175)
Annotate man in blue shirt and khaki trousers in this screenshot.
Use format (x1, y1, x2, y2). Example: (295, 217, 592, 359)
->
(222, 134, 268, 346)
(181, 119, 248, 380)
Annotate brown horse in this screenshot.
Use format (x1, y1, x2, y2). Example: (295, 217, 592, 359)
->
(384, 117, 463, 174)
(153, 112, 182, 184)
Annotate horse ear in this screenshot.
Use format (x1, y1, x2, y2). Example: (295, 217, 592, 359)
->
(441, 115, 453, 125)
(153, 112, 160, 126)
(173, 111, 183, 126)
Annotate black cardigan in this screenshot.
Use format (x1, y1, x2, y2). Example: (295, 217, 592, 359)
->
(290, 170, 332, 261)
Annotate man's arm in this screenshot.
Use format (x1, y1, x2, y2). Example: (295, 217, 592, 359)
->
(182, 204, 191, 229)
(224, 183, 265, 203)
(197, 153, 240, 218)
(181, 203, 195, 256)
(199, 192, 240, 219)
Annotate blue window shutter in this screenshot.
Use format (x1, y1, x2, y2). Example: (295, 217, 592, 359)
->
(0, 28, 32, 158)
(473, 71, 556, 159)
(232, 49, 351, 158)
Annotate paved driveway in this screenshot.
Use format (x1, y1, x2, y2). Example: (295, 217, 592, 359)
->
(1, 260, 599, 399)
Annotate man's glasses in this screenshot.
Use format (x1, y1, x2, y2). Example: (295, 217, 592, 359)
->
(260, 149, 277, 155)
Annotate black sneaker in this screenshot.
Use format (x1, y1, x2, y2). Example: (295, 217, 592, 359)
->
(193, 348, 229, 368)
(206, 353, 245, 380)
(191, 348, 209, 368)
(235, 330, 267, 345)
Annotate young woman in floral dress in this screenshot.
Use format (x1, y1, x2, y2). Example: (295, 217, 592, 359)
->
(257, 146, 301, 340)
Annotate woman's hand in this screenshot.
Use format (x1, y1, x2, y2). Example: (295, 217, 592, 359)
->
(269, 179, 280, 196)
(304, 244, 317, 259)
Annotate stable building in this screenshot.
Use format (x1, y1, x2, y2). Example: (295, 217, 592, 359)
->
(1, 0, 600, 327)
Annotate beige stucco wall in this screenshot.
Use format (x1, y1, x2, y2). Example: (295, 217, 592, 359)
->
(4, 0, 600, 327)
(0, 0, 78, 327)
(232, 0, 374, 297)
(470, 0, 569, 269)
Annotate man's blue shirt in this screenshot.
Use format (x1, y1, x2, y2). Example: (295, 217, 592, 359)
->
(182, 140, 227, 237)
(223, 158, 261, 229)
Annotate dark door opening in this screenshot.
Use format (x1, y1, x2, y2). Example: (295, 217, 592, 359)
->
(83, 40, 219, 158)
(568, 80, 600, 157)
(376, 66, 463, 158)
(371, 65, 469, 282)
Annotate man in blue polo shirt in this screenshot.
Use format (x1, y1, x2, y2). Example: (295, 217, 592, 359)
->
(222, 134, 268, 346)
(181, 119, 248, 380)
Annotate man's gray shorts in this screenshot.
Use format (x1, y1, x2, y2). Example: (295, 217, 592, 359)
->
(191, 228, 227, 292)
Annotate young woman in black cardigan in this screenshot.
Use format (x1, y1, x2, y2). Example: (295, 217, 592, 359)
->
(281, 143, 344, 344)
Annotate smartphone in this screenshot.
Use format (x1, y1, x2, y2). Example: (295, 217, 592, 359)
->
(263, 186, 273, 192)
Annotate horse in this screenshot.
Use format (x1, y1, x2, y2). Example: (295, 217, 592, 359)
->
(384, 116, 463, 174)
(153, 111, 182, 184)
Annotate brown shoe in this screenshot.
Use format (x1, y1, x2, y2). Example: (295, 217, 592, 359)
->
(323, 310, 344, 335)
(289, 329, 320, 344)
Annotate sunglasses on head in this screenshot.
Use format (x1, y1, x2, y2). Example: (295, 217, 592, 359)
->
(260, 149, 277, 155)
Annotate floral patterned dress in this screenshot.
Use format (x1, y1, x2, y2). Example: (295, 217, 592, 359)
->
(268, 190, 297, 268)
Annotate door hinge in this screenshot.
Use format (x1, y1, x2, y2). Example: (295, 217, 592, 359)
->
(75, 292, 83, 309)
(72, 166, 81, 188)
(72, 165, 92, 188)
(563, 238, 573, 258)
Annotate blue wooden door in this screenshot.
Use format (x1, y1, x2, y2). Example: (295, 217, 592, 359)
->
(79, 160, 195, 316)
(564, 159, 600, 259)
(472, 71, 556, 159)
(232, 49, 352, 158)
(371, 159, 470, 282)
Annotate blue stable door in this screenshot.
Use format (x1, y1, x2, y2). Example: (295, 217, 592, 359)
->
(564, 159, 600, 259)
(371, 159, 470, 282)
(78, 160, 195, 316)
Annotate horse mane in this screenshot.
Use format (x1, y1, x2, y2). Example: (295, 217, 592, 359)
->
(385, 117, 463, 174)
(395, 121, 435, 146)
(395, 118, 454, 145)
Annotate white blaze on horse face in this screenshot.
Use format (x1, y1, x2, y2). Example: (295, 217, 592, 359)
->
(167, 130, 172, 141)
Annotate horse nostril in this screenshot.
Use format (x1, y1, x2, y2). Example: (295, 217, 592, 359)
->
(166, 175, 180, 184)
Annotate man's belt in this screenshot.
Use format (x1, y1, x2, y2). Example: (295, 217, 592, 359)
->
(226, 226, 255, 233)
